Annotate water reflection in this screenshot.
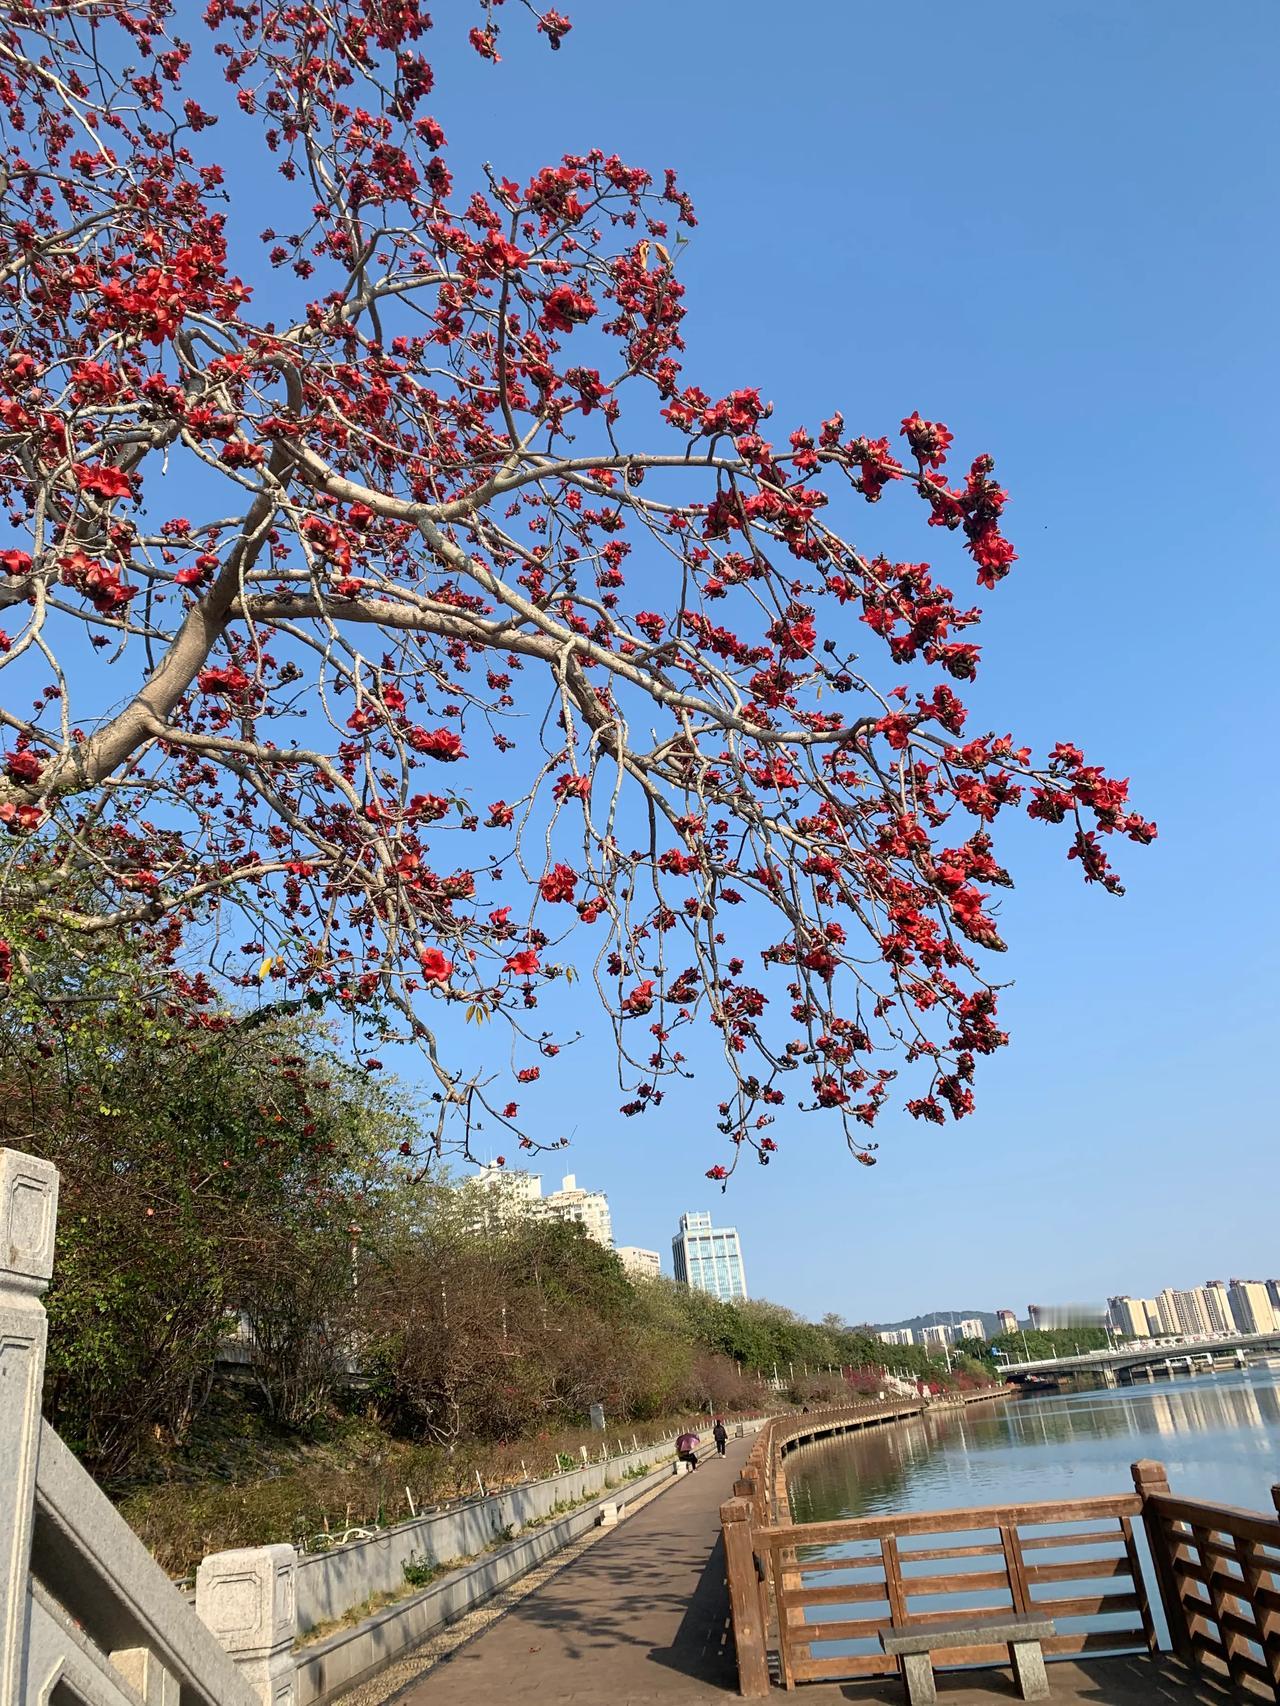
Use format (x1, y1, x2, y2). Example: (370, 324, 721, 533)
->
(787, 1370, 1280, 1526)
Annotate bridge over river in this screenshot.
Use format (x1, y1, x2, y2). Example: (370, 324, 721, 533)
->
(998, 1329, 1280, 1383)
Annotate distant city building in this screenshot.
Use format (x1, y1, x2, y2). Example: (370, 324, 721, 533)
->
(540, 1174, 613, 1248)
(463, 1167, 613, 1248)
(996, 1310, 1018, 1336)
(1267, 1279, 1280, 1317)
(1229, 1280, 1278, 1335)
(617, 1246, 661, 1281)
(672, 1211, 747, 1303)
(1027, 1304, 1043, 1330)
(956, 1318, 986, 1342)
(1201, 1283, 1234, 1335)
(466, 1164, 545, 1231)
(878, 1328, 915, 1346)
(1154, 1287, 1210, 1339)
(921, 1324, 952, 1348)
(1110, 1296, 1156, 1339)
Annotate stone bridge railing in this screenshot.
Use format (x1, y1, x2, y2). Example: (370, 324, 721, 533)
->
(1, 1147, 298, 1706)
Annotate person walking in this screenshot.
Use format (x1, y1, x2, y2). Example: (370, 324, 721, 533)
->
(712, 1417, 728, 1457)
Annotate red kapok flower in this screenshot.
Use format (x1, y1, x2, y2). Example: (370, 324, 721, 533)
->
(410, 727, 464, 761)
(539, 863, 577, 903)
(419, 948, 454, 983)
(504, 949, 541, 977)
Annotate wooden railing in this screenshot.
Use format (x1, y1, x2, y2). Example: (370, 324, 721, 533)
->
(720, 1401, 1280, 1699)
(762, 1493, 1154, 1688)
(1135, 1458, 1280, 1697)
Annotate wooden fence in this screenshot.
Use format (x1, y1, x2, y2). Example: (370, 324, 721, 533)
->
(721, 1406, 1280, 1698)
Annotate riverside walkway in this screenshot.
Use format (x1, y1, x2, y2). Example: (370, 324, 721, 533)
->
(391, 1433, 1228, 1706)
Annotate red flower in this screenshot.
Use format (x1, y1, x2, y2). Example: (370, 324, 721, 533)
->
(504, 949, 541, 977)
(74, 464, 134, 500)
(624, 979, 656, 1015)
(410, 727, 464, 761)
(0, 550, 32, 577)
(419, 948, 454, 984)
(5, 749, 43, 785)
(542, 286, 597, 333)
(539, 863, 577, 903)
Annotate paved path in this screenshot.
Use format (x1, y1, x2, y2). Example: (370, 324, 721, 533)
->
(396, 1438, 750, 1705)
(390, 1434, 1235, 1706)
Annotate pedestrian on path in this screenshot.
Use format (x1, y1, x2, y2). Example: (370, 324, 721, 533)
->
(676, 1429, 700, 1469)
(712, 1417, 728, 1457)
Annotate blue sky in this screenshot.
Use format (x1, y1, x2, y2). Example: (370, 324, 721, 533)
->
(398, 0, 1277, 1322)
(17, 2, 1276, 1325)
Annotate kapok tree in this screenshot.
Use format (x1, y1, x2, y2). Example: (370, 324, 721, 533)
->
(0, 1, 1153, 1176)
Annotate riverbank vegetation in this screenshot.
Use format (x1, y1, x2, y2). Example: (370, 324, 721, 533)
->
(2, 967, 988, 1569)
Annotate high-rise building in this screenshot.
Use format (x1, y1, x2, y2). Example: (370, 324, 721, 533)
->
(996, 1310, 1018, 1336)
(617, 1246, 661, 1281)
(1027, 1304, 1043, 1330)
(956, 1318, 986, 1342)
(878, 1328, 915, 1346)
(464, 1167, 615, 1248)
(1110, 1296, 1155, 1339)
(1156, 1287, 1214, 1339)
(1266, 1279, 1280, 1317)
(1229, 1280, 1278, 1335)
(672, 1211, 747, 1303)
(465, 1164, 545, 1231)
(1201, 1282, 1234, 1334)
(539, 1174, 613, 1248)
(921, 1324, 953, 1348)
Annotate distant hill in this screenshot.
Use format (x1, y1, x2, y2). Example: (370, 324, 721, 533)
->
(861, 1309, 1013, 1339)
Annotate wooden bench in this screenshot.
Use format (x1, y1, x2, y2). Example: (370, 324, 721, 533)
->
(880, 1612, 1057, 1704)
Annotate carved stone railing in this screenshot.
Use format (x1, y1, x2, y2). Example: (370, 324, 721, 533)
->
(1, 1147, 298, 1706)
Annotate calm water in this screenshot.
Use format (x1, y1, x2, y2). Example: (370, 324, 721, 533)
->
(787, 1369, 1280, 1523)
(784, 1370, 1280, 1658)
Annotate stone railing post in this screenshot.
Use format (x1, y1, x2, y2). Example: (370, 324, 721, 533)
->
(1131, 1459, 1191, 1660)
(196, 1545, 297, 1706)
(720, 1497, 769, 1698)
(0, 1148, 58, 1706)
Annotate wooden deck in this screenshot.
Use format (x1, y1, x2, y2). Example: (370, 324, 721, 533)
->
(803, 1652, 1261, 1701)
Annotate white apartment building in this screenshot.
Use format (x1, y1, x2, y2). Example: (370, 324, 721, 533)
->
(920, 1324, 952, 1348)
(1110, 1296, 1156, 1338)
(1230, 1280, 1278, 1335)
(1203, 1281, 1234, 1334)
(617, 1246, 662, 1281)
(956, 1318, 987, 1342)
(463, 1166, 614, 1248)
(539, 1174, 613, 1247)
(996, 1310, 1018, 1335)
(878, 1328, 915, 1346)
(466, 1164, 545, 1230)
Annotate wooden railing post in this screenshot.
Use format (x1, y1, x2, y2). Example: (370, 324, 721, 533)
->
(1132, 1459, 1192, 1660)
(0, 1148, 58, 1706)
(721, 1497, 770, 1698)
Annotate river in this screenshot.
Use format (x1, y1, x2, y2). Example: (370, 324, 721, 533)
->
(786, 1369, 1280, 1524)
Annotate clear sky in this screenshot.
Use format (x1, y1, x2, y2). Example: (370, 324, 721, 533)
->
(397, 0, 1277, 1323)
